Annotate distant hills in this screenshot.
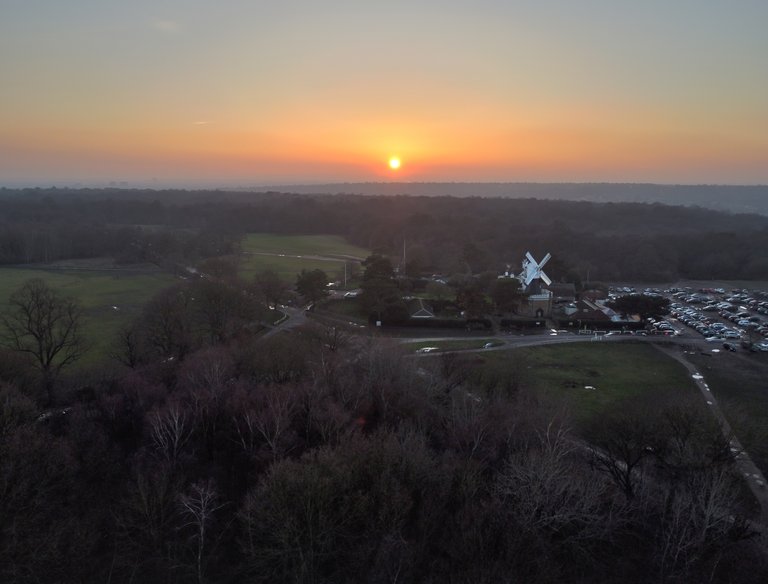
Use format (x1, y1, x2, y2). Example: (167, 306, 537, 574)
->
(252, 182, 768, 216)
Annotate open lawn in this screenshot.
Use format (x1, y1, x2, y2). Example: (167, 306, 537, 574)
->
(240, 255, 349, 283)
(318, 298, 368, 322)
(240, 234, 370, 283)
(242, 234, 369, 258)
(474, 342, 699, 428)
(0, 267, 176, 366)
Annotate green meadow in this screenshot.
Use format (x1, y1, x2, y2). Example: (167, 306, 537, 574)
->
(475, 342, 699, 427)
(241, 234, 369, 258)
(240, 255, 349, 283)
(239, 234, 370, 282)
(0, 267, 176, 366)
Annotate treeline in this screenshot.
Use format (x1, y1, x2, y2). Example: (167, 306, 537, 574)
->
(238, 182, 768, 216)
(3, 188, 768, 280)
(0, 194, 240, 266)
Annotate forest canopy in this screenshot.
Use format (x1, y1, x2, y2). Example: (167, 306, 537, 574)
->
(2, 187, 768, 281)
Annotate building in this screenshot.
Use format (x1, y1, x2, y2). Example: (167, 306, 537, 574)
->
(407, 298, 435, 319)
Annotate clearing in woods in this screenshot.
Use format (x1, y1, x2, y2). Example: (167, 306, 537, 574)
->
(240, 234, 370, 282)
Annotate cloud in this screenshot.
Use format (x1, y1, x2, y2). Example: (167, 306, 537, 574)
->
(150, 19, 182, 34)
(193, 121, 214, 126)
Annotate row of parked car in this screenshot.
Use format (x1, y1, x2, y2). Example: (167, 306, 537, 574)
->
(667, 288, 768, 351)
(646, 317, 677, 335)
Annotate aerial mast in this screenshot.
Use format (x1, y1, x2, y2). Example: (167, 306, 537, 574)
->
(403, 238, 406, 277)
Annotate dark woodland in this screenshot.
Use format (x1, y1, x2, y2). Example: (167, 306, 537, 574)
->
(2, 322, 766, 583)
(3, 187, 768, 282)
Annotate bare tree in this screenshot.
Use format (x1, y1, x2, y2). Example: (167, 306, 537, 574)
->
(177, 347, 237, 460)
(142, 284, 196, 361)
(252, 385, 297, 459)
(0, 279, 84, 402)
(179, 480, 227, 584)
(252, 269, 289, 308)
(114, 462, 181, 576)
(653, 402, 734, 478)
(192, 279, 261, 345)
(497, 423, 616, 532)
(588, 410, 655, 500)
(109, 324, 148, 369)
(149, 402, 192, 468)
(179, 347, 234, 397)
(495, 423, 623, 576)
(438, 352, 473, 395)
(654, 468, 751, 581)
(447, 391, 491, 463)
(231, 384, 298, 460)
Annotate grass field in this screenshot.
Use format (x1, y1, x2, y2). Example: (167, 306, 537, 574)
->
(241, 234, 369, 258)
(474, 342, 699, 428)
(0, 266, 176, 366)
(318, 298, 368, 321)
(240, 234, 369, 283)
(240, 255, 350, 283)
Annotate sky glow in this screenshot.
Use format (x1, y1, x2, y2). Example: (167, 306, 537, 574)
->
(1, 1, 767, 186)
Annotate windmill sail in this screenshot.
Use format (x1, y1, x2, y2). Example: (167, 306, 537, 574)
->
(521, 252, 552, 287)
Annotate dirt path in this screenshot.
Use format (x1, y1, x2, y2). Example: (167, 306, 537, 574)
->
(654, 344, 768, 524)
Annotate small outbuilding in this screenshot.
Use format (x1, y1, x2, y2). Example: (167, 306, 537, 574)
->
(407, 298, 436, 319)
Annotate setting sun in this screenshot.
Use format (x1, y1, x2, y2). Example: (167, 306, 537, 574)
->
(388, 157, 401, 170)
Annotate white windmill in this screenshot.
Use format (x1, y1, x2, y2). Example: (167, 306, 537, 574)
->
(519, 252, 552, 290)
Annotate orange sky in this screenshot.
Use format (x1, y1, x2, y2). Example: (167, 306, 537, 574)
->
(1, 1, 767, 186)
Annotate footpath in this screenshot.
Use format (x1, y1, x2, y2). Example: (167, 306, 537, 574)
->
(655, 343, 768, 526)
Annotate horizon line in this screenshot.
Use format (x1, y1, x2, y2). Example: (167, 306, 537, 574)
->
(3, 180, 768, 190)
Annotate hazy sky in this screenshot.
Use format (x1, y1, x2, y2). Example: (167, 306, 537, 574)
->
(2, 0, 767, 186)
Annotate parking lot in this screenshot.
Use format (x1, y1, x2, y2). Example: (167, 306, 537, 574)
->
(609, 286, 768, 352)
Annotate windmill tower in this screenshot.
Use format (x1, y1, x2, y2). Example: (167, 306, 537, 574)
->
(517, 251, 553, 318)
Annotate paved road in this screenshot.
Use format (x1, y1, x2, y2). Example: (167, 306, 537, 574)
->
(258, 305, 310, 339)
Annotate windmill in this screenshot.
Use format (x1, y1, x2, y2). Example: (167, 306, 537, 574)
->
(520, 252, 552, 289)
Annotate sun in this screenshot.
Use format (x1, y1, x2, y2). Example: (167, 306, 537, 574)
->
(388, 156, 401, 170)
